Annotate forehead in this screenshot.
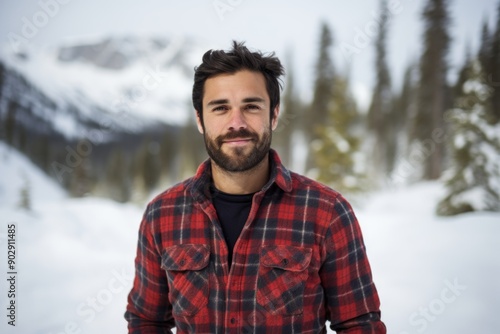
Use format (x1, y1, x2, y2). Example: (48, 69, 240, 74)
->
(203, 70, 269, 103)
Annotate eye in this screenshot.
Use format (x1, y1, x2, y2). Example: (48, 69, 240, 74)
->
(212, 105, 228, 112)
(244, 104, 261, 111)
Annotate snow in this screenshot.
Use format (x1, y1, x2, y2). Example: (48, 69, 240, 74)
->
(0, 142, 142, 333)
(358, 183, 500, 333)
(0, 36, 203, 138)
(0, 142, 65, 207)
(451, 186, 490, 211)
(1, 143, 499, 333)
(326, 127, 350, 153)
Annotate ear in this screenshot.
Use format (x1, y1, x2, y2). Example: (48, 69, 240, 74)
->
(195, 111, 204, 134)
(271, 105, 280, 131)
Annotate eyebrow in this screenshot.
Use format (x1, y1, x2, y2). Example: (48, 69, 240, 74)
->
(207, 99, 229, 107)
(206, 97, 266, 107)
(242, 97, 266, 104)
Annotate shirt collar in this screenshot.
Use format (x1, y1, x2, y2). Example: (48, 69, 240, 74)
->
(189, 149, 293, 202)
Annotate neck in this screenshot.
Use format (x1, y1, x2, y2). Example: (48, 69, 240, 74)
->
(211, 153, 270, 195)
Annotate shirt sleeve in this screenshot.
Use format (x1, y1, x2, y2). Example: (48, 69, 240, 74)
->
(320, 195, 386, 333)
(125, 203, 175, 333)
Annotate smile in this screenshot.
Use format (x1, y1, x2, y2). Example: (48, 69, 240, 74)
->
(223, 138, 253, 146)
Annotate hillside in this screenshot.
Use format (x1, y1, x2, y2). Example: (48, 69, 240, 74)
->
(0, 36, 208, 200)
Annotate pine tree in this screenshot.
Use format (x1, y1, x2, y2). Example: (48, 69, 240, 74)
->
(437, 59, 500, 215)
(479, 18, 491, 76)
(305, 22, 335, 173)
(313, 76, 364, 194)
(412, 0, 451, 180)
(398, 62, 418, 132)
(367, 0, 393, 178)
(159, 130, 178, 184)
(136, 138, 162, 194)
(69, 154, 92, 197)
(33, 134, 50, 173)
(454, 47, 473, 100)
(389, 61, 418, 183)
(18, 176, 31, 210)
(488, 2, 500, 123)
(0, 62, 4, 95)
(273, 51, 301, 168)
(17, 126, 27, 154)
(179, 108, 206, 180)
(106, 148, 131, 202)
(4, 101, 17, 146)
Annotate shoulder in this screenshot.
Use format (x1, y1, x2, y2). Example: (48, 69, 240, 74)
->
(142, 176, 196, 221)
(288, 171, 342, 202)
(155, 177, 194, 201)
(287, 171, 357, 226)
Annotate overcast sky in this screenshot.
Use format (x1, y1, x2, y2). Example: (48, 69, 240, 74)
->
(0, 0, 498, 110)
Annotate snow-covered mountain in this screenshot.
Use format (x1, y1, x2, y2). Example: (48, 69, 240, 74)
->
(0, 35, 204, 140)
(0, 35, 209, 199)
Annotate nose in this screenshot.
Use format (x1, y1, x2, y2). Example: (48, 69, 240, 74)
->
(227, 109, 247, 130)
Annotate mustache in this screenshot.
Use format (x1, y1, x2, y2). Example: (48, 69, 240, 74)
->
(216, 129, 259, 145)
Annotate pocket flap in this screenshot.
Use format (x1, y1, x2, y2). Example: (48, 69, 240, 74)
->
(260, 245, 312, 272)
(161, 244, 210, 271)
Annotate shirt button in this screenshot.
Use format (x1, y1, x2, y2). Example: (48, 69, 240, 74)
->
(230, 317, 236, 324)
(282, 258, 289, 266)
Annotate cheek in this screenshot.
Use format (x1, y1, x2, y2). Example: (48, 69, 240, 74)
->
(203, 124, 224, 142)
(260, 119, 273, 134)
(248, 115, 271, 131)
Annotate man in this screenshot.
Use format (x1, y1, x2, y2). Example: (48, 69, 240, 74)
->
(125, 41, 386, 333)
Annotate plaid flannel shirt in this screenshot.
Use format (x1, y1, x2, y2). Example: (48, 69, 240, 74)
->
(125, 149, 386, 333)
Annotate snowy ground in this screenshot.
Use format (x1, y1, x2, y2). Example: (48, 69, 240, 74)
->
(1, 142, 499, 334)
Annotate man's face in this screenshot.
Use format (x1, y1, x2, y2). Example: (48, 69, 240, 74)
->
(196, 70, 279, 173)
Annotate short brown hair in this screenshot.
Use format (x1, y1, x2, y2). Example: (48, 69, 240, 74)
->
(192, 41, 285, 124)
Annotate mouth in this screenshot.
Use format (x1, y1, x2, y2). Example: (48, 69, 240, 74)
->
(222, 138, 253, 146)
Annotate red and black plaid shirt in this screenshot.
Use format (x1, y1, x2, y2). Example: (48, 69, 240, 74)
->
(125, 150, 386, 333)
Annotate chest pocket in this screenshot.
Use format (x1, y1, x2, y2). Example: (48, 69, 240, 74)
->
(161, 244, 210, 317)
(257, 245, 312, 316)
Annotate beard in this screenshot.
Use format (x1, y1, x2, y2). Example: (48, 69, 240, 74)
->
(203, 127, 272, 173)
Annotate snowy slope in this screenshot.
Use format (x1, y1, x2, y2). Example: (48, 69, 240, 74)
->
(1, 143, 499, 333)
(358, 183, 500, 334)
(0, 36, 204, 139)
(0, 142, 143, 333)
(0, 142, 65, 207)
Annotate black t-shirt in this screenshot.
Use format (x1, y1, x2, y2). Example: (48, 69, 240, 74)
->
(210, 186, 254, 269)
